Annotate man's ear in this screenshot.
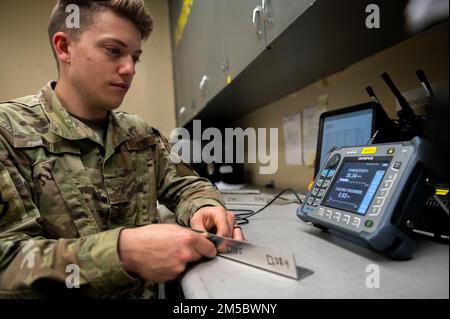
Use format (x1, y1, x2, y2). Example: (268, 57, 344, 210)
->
(53, 32, 72, 66)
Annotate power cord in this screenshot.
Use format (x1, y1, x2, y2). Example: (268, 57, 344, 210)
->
(231, 188, 303, 226)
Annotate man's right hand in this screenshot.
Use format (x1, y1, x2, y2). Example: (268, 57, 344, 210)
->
(118, 224, 217, 283)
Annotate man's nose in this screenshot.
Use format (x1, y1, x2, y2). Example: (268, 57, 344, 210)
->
(118, 56, 136, 77)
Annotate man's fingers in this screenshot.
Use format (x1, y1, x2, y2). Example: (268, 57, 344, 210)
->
(232, 227, 245, 241)
(214, 210, 232, 238)
(195, 234, 217, 259)
(190, 217, 207, 232)
(226, 211, 236, 237)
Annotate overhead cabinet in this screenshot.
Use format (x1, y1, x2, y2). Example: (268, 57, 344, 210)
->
(170, 1, 425, 127)
(170, 0, 313, 126)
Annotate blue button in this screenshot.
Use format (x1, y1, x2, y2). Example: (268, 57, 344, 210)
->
(327, 169, 336, 177)
(321, 170, 329, 178)
(303, 206, 315, 213)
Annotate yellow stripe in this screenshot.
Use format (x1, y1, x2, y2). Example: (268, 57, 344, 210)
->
(361, 147, 377, 154)
(175, 0, 194, 47)
(436, 189, 449, 196)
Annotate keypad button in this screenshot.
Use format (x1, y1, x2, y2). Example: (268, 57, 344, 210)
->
(311, 187, 320, 196)
(342, 214, 351, 225)
(327, 169, 336, 178)
(369, 206, 381, 216)
(386, 173, 398, 182)
(378, 190, 389, 198)
(303, 206, 314, 213)
(351, 217, 361, 228)
(326, 154, 341, 169)
(393, 161, 402, 170)
(373, 198, 385, 206)
(332, 212, 341, 222)
(381, 181, 393, 189)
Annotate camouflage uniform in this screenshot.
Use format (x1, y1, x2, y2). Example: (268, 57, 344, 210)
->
(0, 81, 225, 298)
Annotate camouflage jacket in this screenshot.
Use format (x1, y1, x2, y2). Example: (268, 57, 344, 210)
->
(0, 82, 224, 298)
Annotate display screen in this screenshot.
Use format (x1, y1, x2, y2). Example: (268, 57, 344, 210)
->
(323, 160, 390, 215)
(319, 109, 373, 173)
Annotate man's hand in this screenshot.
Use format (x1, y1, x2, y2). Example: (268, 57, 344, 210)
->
(118, 224, 216, 283)
(190, 206, 245, 241)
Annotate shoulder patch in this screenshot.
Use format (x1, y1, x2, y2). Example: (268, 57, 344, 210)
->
(0, 97, 49, 137)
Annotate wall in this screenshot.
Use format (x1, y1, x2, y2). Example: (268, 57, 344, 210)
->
(0, 0, 176, 136)
(235, 22, 449, 193)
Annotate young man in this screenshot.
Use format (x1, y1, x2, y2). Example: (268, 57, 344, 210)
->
(0, 0, 243, 298)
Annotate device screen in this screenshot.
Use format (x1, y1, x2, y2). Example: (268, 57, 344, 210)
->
(319, 109, 373, 172)
(323, 160, 390, 215)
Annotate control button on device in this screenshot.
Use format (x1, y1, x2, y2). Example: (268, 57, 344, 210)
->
(392, 161, 402, 171)
(327, 169, 336, 178)
(316, 179, 324, 187)
(365, 220, 374, 228)
(318, 189, 326, 197)
(318, 208, 325, 216)
(386, 173, 398, 182)
(311, 187, 320, 196)
(322, 180, 331, 188)
(326, 154, 341, 168)
(351, 217, 361, 228)
(307, 197, 314, 205)
(304, 206, 314, 214)
(378, 190, 389, 198)
(321, 169, 329, 178)
(382, 181, 393, 189)
(387, 148, 395, 155)
(369, 206, 381, 216)
(332, 212, 341, 222)
(313, 198, 321, 206)
(342, 214, 351, 225)
(374, 198, 385, 206)
(325, 210, 333, 219)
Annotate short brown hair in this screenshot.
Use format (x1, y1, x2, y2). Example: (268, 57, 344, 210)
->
(48, 0, 153, 63)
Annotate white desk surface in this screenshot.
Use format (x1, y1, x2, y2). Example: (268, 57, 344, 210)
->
(181, 202, 449, 299)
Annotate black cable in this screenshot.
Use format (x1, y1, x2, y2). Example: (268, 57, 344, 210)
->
(231, 188, 303, 226)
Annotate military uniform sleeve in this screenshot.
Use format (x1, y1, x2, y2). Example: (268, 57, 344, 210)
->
(152, 128, 225, 226)
(0, 135, 141, 297)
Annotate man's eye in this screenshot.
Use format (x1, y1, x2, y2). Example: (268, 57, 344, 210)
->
(106, 47, 121, 56)
(133, 56, 140, 64)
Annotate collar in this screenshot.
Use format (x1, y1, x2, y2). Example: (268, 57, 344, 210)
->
(37, 81, 133, 152)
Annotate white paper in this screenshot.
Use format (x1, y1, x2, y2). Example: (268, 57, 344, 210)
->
(215, 181, 260, 194)
(302, 105, 326, 166)
(282, 113, 303, 166)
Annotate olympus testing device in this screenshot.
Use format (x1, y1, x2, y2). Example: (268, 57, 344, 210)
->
(297, 137, 431, 260)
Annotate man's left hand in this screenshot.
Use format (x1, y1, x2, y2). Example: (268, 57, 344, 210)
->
(190, 206, 245, 241)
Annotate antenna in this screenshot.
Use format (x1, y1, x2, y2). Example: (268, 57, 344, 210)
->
(416, 69, 434, 98)
(365, 86, 380, 104)
(381, 72, 415, 120)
